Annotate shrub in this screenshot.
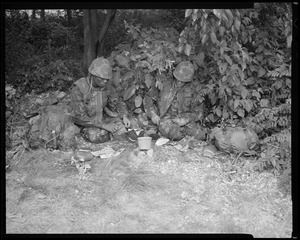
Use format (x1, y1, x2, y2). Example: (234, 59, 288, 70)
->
(6, 15, 84, 93)
(176, 4, 292, 123)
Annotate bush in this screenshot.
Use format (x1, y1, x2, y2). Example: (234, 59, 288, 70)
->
(176, 4, 292, 123)
(102, 9, 186, 57)
(5, 15, 84, 93)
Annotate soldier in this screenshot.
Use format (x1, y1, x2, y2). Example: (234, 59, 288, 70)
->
(144, 61, 206, 141)
(70, 57, 131, 143)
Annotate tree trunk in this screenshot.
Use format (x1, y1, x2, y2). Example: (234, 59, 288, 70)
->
(91, 10, 98, 52)
(97, 9, 116, 57)
(32, 10, 36, 20)
(24, 11, 29, 21)
(9, 9, 14, 19)
(83, 10, 97, 70)
(41, 9, 45, 21)
(67, 9, 72, 25)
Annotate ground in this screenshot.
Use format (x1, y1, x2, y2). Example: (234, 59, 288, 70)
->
(6, 138, 292, 236)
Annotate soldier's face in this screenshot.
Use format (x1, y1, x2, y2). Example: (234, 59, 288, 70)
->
(176, 80, 186, 88)
(92, 76, 108, 87)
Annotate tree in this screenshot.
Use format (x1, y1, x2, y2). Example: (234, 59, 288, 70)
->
(97, 9, 116, 57)
(66, 9, 72, 25)
(83, 9, 97, 69)
(82, 9, 117, 69)
(31, 10, 36, 20)
(41, 9, 45, 21)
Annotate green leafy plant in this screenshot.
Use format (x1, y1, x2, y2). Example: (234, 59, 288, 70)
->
(107, 23, 180, 113)
(6, 14, 83, 94)
(243, 101, 291, 138)
(15, 55, 79, 93)
(254, 127, 291, 175)
(177, 4, 292, 123)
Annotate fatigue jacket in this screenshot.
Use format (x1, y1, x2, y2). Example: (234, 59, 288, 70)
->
(146, 78, 203, 120)
(70, 77, 128, 124)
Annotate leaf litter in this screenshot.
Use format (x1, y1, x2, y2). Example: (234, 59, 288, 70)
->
(6, 138, 292, 236)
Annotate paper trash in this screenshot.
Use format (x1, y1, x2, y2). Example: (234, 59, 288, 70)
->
(91, 147, 125, 158)
(173, 144, 189, 152)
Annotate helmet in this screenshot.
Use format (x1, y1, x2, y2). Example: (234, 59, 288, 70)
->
(173, 61, 194, 82)
(88, 57, 113, 79)
(81, 127, 110, 144)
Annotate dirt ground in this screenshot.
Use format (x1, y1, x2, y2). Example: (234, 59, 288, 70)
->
(5, 139, 292, 236)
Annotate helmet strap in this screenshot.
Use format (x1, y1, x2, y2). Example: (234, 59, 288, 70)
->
(82, 75, 93, 102)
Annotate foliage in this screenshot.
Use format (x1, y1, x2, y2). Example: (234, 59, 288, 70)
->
(254, 127, 291, 175)
(5, 84, 17, 119)
(177, 4, 292, 178)
(5, 14, 84, 93)
(240, 101, 291, 177)
(106, 22, 180, 113)
(243, 101, 291, 135)
(16, 56, 81, 93)
(6, 9, 185, 93)
(178, 4, 292, 123)
(102, 9, 186, 57)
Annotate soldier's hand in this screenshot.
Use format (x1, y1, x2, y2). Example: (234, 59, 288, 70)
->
(102, 123, 119, 133)
(123, 116, 131, 128)
(104, 107, 118, 118)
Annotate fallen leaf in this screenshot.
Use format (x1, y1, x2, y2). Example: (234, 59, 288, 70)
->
(155, 138, 170, 146)
(91, 147, 116, 158)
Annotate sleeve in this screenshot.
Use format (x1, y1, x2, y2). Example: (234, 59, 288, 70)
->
(143, 95, 159, 120)
(106, 85, 128, 118)
(191, 90, 205, 121)
(116, 101, 129, 118)
(70, 85, 87, 118)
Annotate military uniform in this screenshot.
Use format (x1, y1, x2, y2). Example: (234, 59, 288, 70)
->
(144, 61, 206, 141)
(69, 57, 129, 143)
(28, 57, 129, 149)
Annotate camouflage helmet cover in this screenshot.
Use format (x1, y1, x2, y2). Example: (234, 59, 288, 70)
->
(173, 61, 194, 82)
(88, 57, 113, 79)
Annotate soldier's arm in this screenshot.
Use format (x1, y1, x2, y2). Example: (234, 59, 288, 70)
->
(115, 101, 128, 118)
(143, 95, 160, 125)
(70, 86, 87, 118)
(116, 101, 131, 128)
(104, 86, 121, 118)
(193, 101, 205, 122)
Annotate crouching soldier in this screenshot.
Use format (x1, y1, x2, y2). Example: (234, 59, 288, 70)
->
(144, 61, 207, 141)
(70, 57, 131, 143)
